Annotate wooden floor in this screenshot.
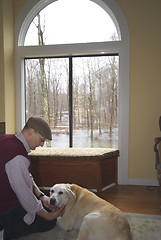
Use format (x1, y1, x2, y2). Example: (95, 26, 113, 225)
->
(99, 185, 161, 215)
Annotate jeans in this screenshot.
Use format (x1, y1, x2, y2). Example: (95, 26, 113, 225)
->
(0, 203, 57, 240)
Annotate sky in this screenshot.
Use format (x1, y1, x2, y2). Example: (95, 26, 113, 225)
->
(25, 0, 118, 45)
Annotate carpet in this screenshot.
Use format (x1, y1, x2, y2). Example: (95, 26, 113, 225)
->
(125, 213, 161, 240)
(0, 213, 161, 240)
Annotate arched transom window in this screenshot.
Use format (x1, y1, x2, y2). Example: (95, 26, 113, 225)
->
(24, 0, 120, 46)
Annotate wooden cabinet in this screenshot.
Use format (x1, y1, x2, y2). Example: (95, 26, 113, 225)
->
(29, 148, 119, 194)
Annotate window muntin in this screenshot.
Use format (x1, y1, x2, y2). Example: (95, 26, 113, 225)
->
(25, 54, 118, 148)
(24, 0, 119, 46)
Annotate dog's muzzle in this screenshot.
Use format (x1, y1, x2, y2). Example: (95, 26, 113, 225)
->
(50, 198, 56, 205)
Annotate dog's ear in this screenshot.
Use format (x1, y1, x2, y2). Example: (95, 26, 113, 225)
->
(66, 184, 76, 200)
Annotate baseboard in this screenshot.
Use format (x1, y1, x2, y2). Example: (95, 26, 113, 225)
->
(40, 183, 116, 193)
(128, 178, 159, 186)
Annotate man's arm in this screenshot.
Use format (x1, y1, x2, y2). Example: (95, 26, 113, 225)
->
(32, 179, 43, 199)
(32, 179, 51, 209)
(5, 156, 64, 222)
(36, 206, 64, 220)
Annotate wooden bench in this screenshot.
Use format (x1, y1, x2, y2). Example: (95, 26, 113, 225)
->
(29, 148, 119, 194)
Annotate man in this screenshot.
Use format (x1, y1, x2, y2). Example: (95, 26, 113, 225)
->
(0, 116, 64, 240)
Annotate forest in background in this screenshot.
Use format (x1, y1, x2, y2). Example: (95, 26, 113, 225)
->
(25, 13, 118, 148)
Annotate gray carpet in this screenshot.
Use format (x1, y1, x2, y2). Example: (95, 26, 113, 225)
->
(0, 213, 161, 240)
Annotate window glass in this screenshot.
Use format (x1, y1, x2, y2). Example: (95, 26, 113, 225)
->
(25, 57, 69, 147)
(24, 0, 119, 46)
(73, 56, 118, 148)
(25, 55, 118, 148)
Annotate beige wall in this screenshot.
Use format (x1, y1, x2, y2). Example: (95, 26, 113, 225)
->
(1, 0, 161, 182)
(13, 0, 27, 21)
(0, 1, 5, 123)
(0, 0, 15, 133)
(116, 0, 161, 180)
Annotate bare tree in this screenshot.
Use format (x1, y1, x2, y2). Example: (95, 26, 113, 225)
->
(35, 13, 49, 122)
(108, 56, 118, 137)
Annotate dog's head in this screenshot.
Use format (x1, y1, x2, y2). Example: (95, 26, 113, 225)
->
(49, 183, 76, 207)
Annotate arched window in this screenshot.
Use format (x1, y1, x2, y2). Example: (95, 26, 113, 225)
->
(15, 0, 129, 184)
(24, 0, 119, 46)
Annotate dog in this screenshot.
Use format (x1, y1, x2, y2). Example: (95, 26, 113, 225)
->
(49, 183, 132, 240)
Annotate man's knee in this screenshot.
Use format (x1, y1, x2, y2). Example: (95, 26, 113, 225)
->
(35, 217, 57, 232)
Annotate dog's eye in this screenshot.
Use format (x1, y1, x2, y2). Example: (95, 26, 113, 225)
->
(59, 191, 63, 195)
(51, 190, 54, 194)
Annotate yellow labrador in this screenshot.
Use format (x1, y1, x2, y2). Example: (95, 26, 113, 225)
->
(49, 183, 132, 240)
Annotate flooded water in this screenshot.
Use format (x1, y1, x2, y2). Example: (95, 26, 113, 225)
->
(45, 128, 118, 148)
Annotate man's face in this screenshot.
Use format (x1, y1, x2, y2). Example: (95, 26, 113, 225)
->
(29, 130, 46, 150)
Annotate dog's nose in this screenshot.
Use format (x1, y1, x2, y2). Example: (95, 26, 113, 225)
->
(50, 198, 56, 205)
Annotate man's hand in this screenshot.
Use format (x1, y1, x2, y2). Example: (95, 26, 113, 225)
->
(40, 195, 51, 209)
(37, 205, 65, 221)
(50, 205, 65, 218)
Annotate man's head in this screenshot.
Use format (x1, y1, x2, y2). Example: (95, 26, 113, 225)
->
(25, 116, 52, 140)
(22, 116, 52, 150)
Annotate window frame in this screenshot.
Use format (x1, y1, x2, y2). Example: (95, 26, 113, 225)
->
(15, 0, 130, 184)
